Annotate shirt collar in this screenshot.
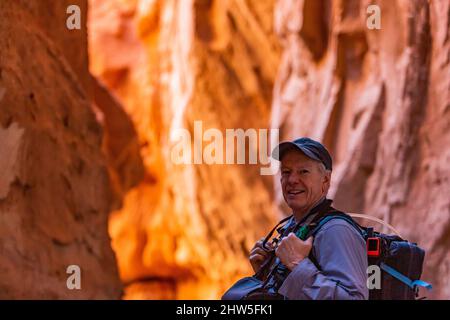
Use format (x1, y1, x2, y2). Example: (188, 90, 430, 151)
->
(293, 197, 331, 224)
(277, 198, 332, 235)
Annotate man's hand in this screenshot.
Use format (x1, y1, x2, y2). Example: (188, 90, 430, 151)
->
(249, 238, 273, 273)
(275, 233, 313, 270)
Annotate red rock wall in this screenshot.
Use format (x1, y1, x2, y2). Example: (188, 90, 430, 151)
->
(0, 0, 122, 298)
(272, 0, 450, 299)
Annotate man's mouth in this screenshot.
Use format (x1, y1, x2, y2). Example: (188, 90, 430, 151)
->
(287, 190, 305, 196)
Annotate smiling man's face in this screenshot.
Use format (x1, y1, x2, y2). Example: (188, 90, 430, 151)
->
(280, 149, 331, 218)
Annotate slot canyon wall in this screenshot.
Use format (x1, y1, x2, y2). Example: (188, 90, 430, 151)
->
(271, 0, 450, 299)
(89, 0, 449, 299)
(88, 0, 281, 299)
(0, 0, 125, 298)
(0, 0, 448, 299)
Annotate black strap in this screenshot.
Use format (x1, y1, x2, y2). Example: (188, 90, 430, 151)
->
(261, 215, 293, 250)
(255, 215, 293, 280)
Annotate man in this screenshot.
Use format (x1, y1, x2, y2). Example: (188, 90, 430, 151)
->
(249, 137, 368, 300)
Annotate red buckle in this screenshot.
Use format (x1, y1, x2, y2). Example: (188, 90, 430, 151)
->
(367, 237, 380, 257)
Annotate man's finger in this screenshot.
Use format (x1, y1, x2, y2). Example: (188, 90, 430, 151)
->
(275, 245, 284, 258)
(250, 247, 269, 257)
(249, 254, 265, 263)
(254, 238, 266, 249)
(253, 241, 273, 252)
(265, 241, 275, 249)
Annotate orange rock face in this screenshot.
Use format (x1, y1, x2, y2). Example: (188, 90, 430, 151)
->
(89, 0, 280, 299)
(0, 0, 122, 298)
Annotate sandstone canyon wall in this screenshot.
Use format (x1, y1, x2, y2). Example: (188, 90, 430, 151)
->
(272, 0, 450, 299)
(89, 0, 449, 299)
(0, 0, 448, 300)
(89, 0, 281, 299)
(0, 0, 123, 298)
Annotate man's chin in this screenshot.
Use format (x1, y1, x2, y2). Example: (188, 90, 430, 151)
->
(287, 202, 308, 214)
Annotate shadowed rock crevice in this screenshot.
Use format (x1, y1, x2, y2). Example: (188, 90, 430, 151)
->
(299, 0, 331, 62)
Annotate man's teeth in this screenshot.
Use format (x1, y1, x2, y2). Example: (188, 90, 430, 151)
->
(289, 190, 304, 194)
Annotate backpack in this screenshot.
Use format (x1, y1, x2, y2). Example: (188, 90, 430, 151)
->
(222, 207, 432, 300)
(311, 212, 432, 300)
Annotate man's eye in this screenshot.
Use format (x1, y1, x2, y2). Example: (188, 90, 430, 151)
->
(300, 170, 309, 174)
(281, 170, 290, 175)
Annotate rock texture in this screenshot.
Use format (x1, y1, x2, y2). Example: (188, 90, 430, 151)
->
(0, 0, 123, 298)
(88, 0, 281, 299)
(6, 0, 446, 300)
(90, 0, 450, 298)
(90, 0, 449, 299)
(272, 0, 450, 299)
(0, 0, 450, 299)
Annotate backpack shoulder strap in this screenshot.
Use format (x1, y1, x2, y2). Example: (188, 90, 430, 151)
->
(306, 211, 365, 271)
(309, 211, 365, 239)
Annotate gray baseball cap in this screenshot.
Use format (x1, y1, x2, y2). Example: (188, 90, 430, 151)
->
(271, 137, 333, 171)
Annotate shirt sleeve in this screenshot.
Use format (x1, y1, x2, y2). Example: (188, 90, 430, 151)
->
(278, 219, 369, 300)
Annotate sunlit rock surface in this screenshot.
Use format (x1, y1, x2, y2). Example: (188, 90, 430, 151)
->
(89, 0, 280, 299)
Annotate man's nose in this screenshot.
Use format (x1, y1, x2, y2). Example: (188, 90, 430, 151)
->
(287, 172, 300, 185)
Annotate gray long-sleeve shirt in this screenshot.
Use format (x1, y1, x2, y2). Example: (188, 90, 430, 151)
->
(278, 219, 369, 300)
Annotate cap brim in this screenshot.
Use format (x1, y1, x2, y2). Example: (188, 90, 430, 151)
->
(271, 142, 322, 163)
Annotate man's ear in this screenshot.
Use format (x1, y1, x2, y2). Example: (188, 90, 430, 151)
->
(322, 171, 331, 192)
